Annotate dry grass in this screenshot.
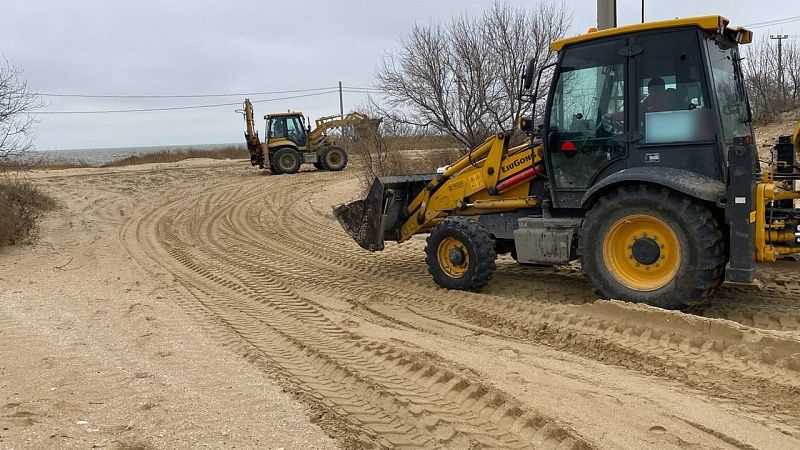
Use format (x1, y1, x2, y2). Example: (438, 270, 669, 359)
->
(383, 135, 460, 151)
(1, 145, 248, 171)
(0, 156, 92, 172)
(101, 145, 247, 167)
(0, 178, 57, 246)
(382, 147, 463, 175)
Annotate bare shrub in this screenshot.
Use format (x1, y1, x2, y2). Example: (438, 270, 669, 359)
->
(0, 60, 39, 161)
(376, 1, 571, 148)
(383, 146, 463, 175)
(0, 178, 57, 246)
(342, 102, 462, 192)
(744, 36, 800, 124)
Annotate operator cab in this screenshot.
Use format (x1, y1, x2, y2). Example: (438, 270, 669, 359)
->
(265, 112, 308, 148)
(525, 16, 753, 209)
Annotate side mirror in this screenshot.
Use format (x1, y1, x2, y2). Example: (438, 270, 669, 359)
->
(520, 61, 556, 105)
(547, 126, 560, 149)
(522, 58, 537, 90)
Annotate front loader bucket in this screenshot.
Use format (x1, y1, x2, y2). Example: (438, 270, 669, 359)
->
(333, 174, 435, 252)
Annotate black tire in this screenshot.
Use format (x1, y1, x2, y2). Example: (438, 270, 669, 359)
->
(271, 147, 302, 174)
(425, 216, 496, 292)
(578, 185, 725, 310)
(319, 145, 348, 171)
(313, 161, 324, 170)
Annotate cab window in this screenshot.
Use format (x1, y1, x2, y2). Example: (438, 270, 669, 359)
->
(269, 117, 287, 139)
(548, 39, 626, 189)
(706, 37, 751, 146)
(286, 116, 305, 145)
(636, 31, 712, 143)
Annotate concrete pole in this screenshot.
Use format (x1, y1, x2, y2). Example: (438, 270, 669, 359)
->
(597, 0, 617, 30)
(338, 81, 344, 120)
(770, 35, 789, 100)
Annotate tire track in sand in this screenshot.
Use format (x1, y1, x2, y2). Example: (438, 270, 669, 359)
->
(124, 177, 591, 449)
(219, 172, 800, 434)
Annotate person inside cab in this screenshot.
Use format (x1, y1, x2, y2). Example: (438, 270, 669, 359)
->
(270, 118, 287, 139)
(641, 77, 682, 113)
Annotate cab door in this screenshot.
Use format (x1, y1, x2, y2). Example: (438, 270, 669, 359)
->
(544, 38, 629, 208)
(286, 116, 307, 148)
(267, 116, 287, 143)
(629, 29, 721, 181)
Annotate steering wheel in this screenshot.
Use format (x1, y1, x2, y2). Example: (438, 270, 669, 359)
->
(598, 113, 624, 135)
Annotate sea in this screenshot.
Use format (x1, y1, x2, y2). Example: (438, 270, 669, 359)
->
(29, 143, 243, 166)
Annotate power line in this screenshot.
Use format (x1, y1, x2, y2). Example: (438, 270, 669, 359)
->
(745, 15, 800, 29)
(343, 86, 384, 91)
(745, 14, 800, 26)
(37, 86, 339, 99)
(35, 90, 339, 115)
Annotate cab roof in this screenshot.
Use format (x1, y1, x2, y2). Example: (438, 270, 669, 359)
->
(264, 111, 303, 119)
(550, 15, 752, 52)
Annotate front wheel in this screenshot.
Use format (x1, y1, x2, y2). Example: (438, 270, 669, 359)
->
(319, 146, 348, 171)
(578, 185, 725, 309)
(425, 217, 496, 292)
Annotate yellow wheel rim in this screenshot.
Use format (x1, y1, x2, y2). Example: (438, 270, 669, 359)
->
(328, 151, 341, 165)
(602, 214, 681, 292)
(437, 237, 469, 278)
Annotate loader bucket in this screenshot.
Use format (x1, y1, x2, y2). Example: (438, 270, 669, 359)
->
(333, 174, 435, 251)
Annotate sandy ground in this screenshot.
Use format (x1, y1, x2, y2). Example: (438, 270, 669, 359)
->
(2, 158, 800, 449)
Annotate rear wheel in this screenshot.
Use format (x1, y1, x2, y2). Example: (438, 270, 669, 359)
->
(320, 145, 348, 171)
(425, 217, 496, 292)
(271, 147, 302, 174)
(579, 185, 725, 309)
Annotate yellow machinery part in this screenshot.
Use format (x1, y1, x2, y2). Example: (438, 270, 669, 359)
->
(437, 237, 470, 278)
(755, 182, 800, 262)
(602, 214, 681, 291)
(397, 135, 544, 243)
(551, 15, 738, 51)
(767, 229, 798, 244)
(309, 112, 377, 145)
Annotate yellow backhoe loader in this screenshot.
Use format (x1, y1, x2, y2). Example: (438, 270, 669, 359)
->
(335, 15, 800, 310)
(241, 98, 380, 174)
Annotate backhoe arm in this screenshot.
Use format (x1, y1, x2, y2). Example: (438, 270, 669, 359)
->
(242, 98, 261, 152)
(241, 98, 264, 167)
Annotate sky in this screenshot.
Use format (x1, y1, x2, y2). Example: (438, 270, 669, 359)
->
(1, 0, 798, 150)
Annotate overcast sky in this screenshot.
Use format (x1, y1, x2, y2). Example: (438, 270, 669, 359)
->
(2, 0, 798, 150)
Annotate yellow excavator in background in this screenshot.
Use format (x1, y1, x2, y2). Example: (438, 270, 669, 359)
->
(334, 15, 800, 310)
(241, 98, 380, 174)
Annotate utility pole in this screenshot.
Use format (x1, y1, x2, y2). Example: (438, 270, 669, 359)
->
(338, 81, 344, 120)
(641, 0, 645, 23)
(597, 0, 616, 30)
(771, 35, 789, 99)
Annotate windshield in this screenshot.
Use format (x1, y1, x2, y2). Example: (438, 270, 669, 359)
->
(705, 37, 752, 146)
